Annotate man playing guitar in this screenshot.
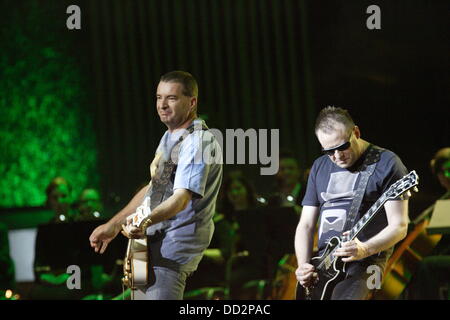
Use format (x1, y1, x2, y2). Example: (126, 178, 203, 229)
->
(295, 106, 410, 300)
(89, 71, 222, 300)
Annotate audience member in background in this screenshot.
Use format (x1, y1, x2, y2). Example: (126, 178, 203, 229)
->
(406, 147, 450, 299)
(267, 151, 305, 213)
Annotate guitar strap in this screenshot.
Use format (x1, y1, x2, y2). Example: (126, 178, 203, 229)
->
(343, 144, 383, 232)
(167, 121, 210, 180)
(151, 121, 209, 187)
(145, 120, 209, 234)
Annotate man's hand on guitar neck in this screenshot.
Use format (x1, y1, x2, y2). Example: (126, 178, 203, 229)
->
(333, 231, 371, 262)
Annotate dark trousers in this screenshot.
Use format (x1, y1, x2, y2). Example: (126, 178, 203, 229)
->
(406, 255, 450, 300)
(331, 262, 380, 300)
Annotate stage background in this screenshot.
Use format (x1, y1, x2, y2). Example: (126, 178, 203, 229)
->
(1, 0, 448, 225)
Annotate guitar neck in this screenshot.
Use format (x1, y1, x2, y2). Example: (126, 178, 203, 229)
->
(316, 170, 418, 272)
(347, 193, 388, 242)
(316, 194, 388, 272)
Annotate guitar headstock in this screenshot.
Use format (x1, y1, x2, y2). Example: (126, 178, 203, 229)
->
(385, 170, 419, 201)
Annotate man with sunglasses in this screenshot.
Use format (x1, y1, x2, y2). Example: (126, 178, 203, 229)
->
(294, 106, 410, 299)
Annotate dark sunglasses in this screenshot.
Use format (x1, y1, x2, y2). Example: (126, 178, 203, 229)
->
(322, 140, 351, 156)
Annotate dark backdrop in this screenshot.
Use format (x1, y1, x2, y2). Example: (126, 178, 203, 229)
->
(305, 0, 449, 218)
(83, 0, 448, 219)
(87, 0, 449, 219)
(84, 0, 317, 212)
(2, 0, 448, 221)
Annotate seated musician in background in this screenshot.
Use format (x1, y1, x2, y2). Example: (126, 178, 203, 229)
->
(73, 188, 124, 300)
(267, 150, 305, 213)
(295, 106, 410, 300)
(45, 176, 75, 223)
(0, 222, 16, 299)
(406, 147, 450, 299)
(186, 172, 265, 299)
(35, 177, 74, 284)
(74, 188, 104, 222)
(31, 177, 88, 299)
(33, 179, 121, 299)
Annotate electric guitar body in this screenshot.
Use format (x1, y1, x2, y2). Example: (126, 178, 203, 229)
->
(122, 238, 149, 292)
(121, 153, 162, 297)
(296, 236, 346, 300)
(296, 171, 419, 300)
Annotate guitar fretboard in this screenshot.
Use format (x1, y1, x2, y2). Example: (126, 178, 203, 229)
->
(316, 170, 418, 272)
(317, 194, 388, 271)
(348, 194, 388, 241)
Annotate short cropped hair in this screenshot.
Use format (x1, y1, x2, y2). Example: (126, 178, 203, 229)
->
(160, 70, 198, 98)
(315, 106, 355, 135)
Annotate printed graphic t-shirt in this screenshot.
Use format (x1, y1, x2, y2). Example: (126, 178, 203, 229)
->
(145, 119, 223, 272)
(302, 145, 408, 264)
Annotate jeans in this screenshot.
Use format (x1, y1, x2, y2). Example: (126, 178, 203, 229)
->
(133, 266, 190, 300)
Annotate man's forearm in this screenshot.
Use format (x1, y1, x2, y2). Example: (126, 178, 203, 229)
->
(363, 200, 409, 257)
(109, 185, 149, 227)
(295, 226, 315, 265)
(148, 189, 191, 225)
(363, 223, 407, 256)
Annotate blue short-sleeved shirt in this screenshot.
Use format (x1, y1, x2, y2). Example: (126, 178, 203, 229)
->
(145, 119, 223, 272)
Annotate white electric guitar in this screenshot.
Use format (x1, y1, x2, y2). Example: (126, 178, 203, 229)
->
(122, 153, 162, 297)
(121, 196, 152, 296)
